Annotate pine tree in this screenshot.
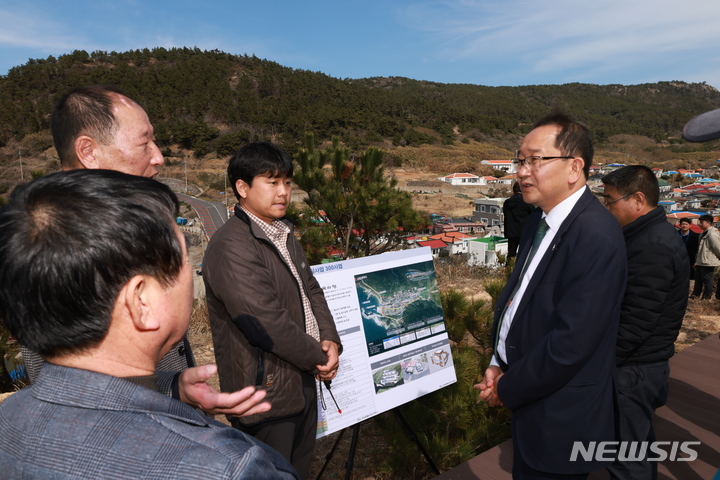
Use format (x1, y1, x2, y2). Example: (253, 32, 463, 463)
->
(293, 134, 424, 259)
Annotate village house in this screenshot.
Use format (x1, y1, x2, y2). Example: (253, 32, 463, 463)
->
(437, 172, 482, 185)
(428, 232, 475, 255)
(433, 216, 486, 235)
(416, 238, 449, 257)
(467, 236, 508, 266)
(481, 160, 516, 174)
(472, 198, 504, 228)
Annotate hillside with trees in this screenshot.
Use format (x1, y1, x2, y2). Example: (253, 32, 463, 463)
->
(2, 47, 720, 158)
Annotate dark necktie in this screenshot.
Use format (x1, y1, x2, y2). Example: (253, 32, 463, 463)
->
(495, 218, 550, 358)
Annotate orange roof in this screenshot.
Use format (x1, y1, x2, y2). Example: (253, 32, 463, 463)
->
(418, 240, 448, 249)
(444, 172, 479, 179)
(442, 231, 473, 239)
(429, 232, 473, 243)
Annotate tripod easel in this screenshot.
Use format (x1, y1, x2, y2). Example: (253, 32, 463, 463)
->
(315, 409, 440, 480)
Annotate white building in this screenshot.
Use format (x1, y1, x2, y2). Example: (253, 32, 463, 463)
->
(481, 160, 516, 174)
(438, 172, 482, 185)
(467, 237, 508, 266)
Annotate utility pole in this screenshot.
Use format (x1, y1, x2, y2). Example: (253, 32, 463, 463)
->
(19, 149, 23, 181)
(184, 155, 188, 193)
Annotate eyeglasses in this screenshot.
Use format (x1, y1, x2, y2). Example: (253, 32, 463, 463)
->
(511, 155, 575, 168)
(603, 193, 631, 207)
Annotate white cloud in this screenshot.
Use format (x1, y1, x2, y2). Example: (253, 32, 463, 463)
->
(0, 8, 83, 52)
(399, 0, 720, 85)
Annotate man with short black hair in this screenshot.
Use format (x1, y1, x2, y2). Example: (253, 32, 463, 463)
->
(476, 112, 626, 479)
(602, 165, 689, 480)
(203, 142, 342, 479)
(503, 181, 535, 259)
(678, 217, 699, 281)
(0, 170, 297, 479)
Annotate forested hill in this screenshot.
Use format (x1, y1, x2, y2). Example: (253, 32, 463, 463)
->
(2, 47, 720, 155)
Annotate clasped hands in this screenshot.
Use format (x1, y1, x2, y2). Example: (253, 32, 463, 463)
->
(474, 365, 505, 407)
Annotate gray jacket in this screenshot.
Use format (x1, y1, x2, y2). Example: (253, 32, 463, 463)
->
(0, 363, 298, 479)
(695, 226, 720, 267)
(203, 207, 341, 425)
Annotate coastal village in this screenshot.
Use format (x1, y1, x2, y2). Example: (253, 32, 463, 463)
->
(401, 159, 720, 265)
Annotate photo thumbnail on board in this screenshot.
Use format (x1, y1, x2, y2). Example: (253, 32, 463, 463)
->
(355, 260, 445, 357)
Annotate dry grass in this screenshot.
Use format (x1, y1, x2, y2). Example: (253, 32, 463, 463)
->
(412, 193, 476, 218)
(389, 142, 514, 174)
(676, 297, 720, 353)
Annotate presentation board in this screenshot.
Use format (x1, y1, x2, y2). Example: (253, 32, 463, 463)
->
(312, 247, 457, 438)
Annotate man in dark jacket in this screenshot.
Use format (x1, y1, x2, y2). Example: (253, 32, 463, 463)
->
(602, 165, 689, 480)
(678, 217, 699, 281)
(503, 181, 536, 258)
(203, 142, 342, 479)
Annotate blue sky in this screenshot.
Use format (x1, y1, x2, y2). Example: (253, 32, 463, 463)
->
(2, 0, 720, 89)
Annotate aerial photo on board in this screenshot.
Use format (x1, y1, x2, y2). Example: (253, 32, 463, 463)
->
(355, 260, 445, 356)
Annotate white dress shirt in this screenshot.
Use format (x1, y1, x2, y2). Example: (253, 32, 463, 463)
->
(493, 186, 588, 365)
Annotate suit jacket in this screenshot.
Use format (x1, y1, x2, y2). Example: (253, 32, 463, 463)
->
(491, 188, 627, 474)
(678, 229, 699, 270)
(19, 338, 195, 396)
(0, 363, 298, 479)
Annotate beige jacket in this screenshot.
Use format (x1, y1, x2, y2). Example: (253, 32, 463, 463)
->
(695, 226, 720, 267)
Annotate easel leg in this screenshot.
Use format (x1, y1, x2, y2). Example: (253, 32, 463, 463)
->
(344, 423, 361, 480)
(394, 409, 441, 475)
(315, 428, 346, 480)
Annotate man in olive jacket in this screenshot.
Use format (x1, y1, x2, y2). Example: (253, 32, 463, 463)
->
(602, 166, 689, 480)
(203, 142, 341, 479)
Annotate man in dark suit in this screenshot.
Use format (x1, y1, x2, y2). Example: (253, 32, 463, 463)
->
(503, 181, 536, 259)
(476, 112, 627, 479)
(678, 217, 699, 281)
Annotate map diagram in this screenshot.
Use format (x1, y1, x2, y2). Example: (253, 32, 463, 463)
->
(355, 260, 444, 356)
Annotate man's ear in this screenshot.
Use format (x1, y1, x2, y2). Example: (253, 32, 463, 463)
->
(568, 157, 585, 185)
(632, 191, 647, 210)
(119, 275, 161, 332)
(74, 135, 101, 170)
(235, 179, 248, 199)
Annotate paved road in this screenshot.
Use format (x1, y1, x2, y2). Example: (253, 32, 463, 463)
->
(176, 193, 229, 239)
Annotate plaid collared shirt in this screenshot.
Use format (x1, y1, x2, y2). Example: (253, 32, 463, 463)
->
(241, 207, 320, 341)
